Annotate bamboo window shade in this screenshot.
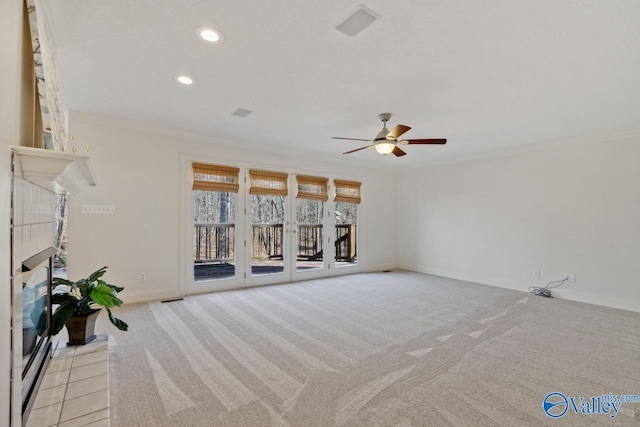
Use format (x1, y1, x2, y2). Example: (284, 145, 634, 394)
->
(249, 169, 288, 196)
(192, 163, 240, 193)
(296, 175, 328, 201)
(334, 179, 362, 204)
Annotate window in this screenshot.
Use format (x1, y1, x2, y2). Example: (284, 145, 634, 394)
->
(295, 175, 328, 271)
(188, 163, 363, 287)
(192, 163, 239, 281)
(334, 180, 361, 266)
(249, 170, 288, 276)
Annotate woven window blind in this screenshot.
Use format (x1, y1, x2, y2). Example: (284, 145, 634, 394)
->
(192, 163, 240, 193)
(334, 179, 361, 204)
(296, 175, 328, 201)
(249, 169, 288, 196)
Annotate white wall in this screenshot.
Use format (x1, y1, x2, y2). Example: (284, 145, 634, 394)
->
(66, 113, 396, 302)
(396, 132, 640, 312)
(0, 0, 26, 425)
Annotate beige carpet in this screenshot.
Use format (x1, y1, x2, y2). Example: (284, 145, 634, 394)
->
(105, 271, 640, 426)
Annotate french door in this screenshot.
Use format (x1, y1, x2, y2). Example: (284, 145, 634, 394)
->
(244, 172, 330, 287)
(188, 167, 336, 294)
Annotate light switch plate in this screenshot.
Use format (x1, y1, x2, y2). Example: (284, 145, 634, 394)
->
(82, 204, 117, 215)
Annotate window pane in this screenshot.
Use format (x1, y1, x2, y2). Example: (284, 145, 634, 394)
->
(251, 195, 285, 276)
(296, 199, 324, 271)
(335, 202, 357, 266)
(193, 190, 236, 281)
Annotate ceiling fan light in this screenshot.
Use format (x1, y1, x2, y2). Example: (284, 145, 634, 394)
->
(374, 142, 395, 155)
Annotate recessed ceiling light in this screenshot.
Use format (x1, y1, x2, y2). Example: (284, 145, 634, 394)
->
(196, 27, 223, 44)
(176, 75, 193, 85)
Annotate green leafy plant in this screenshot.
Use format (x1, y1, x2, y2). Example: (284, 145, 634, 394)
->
(51, 266, 128, 335)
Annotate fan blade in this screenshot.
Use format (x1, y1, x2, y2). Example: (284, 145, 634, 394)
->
(403, 138, 447, 145)
(386, 125, 411, 140)
(332, 137, 372, 142)
(342, 145, 373, 154)
(392, 146, 406, 157)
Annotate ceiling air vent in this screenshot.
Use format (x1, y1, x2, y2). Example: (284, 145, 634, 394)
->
(231, 108, 253, 118)
(335, 5, 380, 37)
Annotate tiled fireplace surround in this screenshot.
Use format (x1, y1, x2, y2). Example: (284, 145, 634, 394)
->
(11, 157, 111, 426)
(11, 160, 57, 427)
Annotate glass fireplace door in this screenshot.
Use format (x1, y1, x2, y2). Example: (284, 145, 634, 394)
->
(20, 252, 54, 414)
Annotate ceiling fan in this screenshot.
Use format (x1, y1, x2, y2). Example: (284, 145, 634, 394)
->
(332, 113, 447, 157)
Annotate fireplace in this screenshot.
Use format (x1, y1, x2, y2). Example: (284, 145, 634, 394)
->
(10, 144, 94, 425)
(11, 154, 61, 426)
(20, 247, 56, 418)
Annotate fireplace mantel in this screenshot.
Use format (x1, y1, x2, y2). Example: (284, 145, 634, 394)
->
(12, 146, 96, 195)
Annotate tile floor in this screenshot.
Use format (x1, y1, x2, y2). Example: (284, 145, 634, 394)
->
(25, 334, 110, 427)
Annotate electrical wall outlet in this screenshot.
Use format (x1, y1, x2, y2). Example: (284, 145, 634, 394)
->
(566, 274, 576, 282)
(139, 272, 146, 282)
(532, 269, 540, 278)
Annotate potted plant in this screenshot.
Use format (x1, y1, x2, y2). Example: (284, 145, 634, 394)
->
(52, 266, 128, 345)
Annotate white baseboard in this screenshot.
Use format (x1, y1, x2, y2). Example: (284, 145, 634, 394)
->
(549, 288, 640, 314)
(121, 288, 183, 304)
(120, 265, 640, 314)
(366, 263, 396, 273)
(397, 263, 640, 314)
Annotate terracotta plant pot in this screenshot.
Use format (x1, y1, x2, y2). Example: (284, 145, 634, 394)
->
(65, 309, 100, 346)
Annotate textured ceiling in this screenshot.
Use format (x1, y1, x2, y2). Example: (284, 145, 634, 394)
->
(44, 0, 640, 168)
